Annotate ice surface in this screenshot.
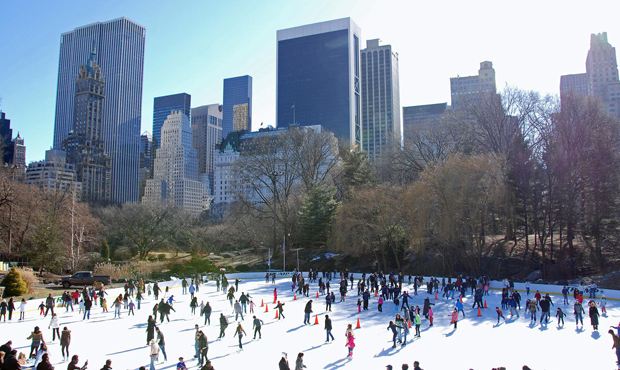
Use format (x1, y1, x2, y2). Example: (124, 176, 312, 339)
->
(1, 273, 618, 370)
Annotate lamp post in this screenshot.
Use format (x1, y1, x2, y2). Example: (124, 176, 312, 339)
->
(292, 248, 304, 272)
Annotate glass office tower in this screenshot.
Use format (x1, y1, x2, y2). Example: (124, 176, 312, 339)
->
(277, 18, 362, 147)
(222, 76, 252, 139)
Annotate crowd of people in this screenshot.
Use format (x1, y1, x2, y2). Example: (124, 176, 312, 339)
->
(0, 269, 617, 369)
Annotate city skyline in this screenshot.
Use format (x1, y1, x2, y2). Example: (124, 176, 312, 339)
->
(1, 0, 618, 163)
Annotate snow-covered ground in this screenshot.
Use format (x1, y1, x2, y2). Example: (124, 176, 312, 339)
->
(1, 273, 619, 370)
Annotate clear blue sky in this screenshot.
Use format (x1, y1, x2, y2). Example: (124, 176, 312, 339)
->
(1, 0, 617, 163)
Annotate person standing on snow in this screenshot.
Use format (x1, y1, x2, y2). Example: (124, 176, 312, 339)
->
(60, 326, 71, 361)
(303, 300, 313, 325)
(345, 324, 355, 357)
(325, 315, 335, 342)
(589, 301, 600, 331)
(556, 307, 566, 328)
(146, 315, 156, 345)
(574, 301, 585, 328)
(234, 323, 247, 349)
(275, 301, 285, 319)
(295, 352, 307, 370)
(233, 300, 244, 321)
(450, 308, 459, 329)
(218, 313, 229, 338)
(325, 293, 332, 312)
(607, 329, 620, 366)
(253, 316, 264, 339)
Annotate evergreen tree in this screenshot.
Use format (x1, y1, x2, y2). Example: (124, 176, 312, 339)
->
(1, 268, 28, 297)
(298, 185, 338, 249)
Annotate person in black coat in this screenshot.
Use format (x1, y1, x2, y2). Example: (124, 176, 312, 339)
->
(303, 301, 313, 325)
(146, 315, 156, 345)
(279, 354, 290, 370)
(588, 301, 600, 330)
(324, 315, 334, 342)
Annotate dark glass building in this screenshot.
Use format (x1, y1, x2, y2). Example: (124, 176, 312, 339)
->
(277, 18, 361, 147)
(0, 111, 13, 165)
(222, 76, 252, 139)
(152, 93, 191, 148)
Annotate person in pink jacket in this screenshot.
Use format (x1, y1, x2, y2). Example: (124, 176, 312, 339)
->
(345, 323, 355, 357)
(428, 307, 434, 327)
(450, 308, 459, 329)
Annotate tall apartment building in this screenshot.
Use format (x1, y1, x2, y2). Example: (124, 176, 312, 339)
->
(402, 103, 449, 141)
(277, 18, 362, 147)
(152, 93, 191, 149)
(10, 133, 26, 168)
(361, 39, 401, 160)
(138, 132, 153, 200)
(191, 104, 222, 194)
(26, 149, 82, 197)
(450, 61, 497, 110)
(53, 18, 145, 203)
(63, 49, 111, 204)
(143, 111, 207, 216)
(223, 76, 252, 138)
(561, 32, 620, 119)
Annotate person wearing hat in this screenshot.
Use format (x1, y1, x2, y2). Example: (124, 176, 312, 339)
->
(386, 366, 393, 370)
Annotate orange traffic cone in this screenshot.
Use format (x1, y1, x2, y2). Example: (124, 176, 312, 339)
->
(484, 300, 488, 309)
(314, 314, 319, 325)
(477, 307, 482, 317)
(316, 291, 319, 298)
(264, 304, 269, 313)
(407, 320, 412, 329)
(293, 294, 297, 301)
(355, 317, 361, 329)
(275, 310, 279, 319)
(260, 299, 264, 307)
(459, 296, 463, 303)
(374, 290, 378, 297)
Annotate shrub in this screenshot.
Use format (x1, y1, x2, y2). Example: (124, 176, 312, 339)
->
(16, 268, 36, 294)
(235, 264, 250, 272)
(157, 253, 166, 261)
(167, 257, 218, 276)
(1, 268, 28, 297)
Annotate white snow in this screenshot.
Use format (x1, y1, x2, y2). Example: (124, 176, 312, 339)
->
(1, 273, 618, 370)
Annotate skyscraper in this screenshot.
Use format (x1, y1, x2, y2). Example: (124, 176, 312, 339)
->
(0, 111, 13, 165)
(152, 93, 191, 149)
(450, 61, 497, 110)
(223, 76, 252, 138)
(143, 111, 207, 216)
(561, 32, 620, 119)
(63, 49, 111, 204)
(361, 39, 401, 160)
(53, 17, 145, 203)
(191, 104, 223, 194)
(277, 18, 362, 147)
(10, 133, 26, 168)
(138, 132, 153, 200)
(402, 103, 448, 141)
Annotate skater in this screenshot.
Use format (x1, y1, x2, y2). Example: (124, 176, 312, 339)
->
(146, 315, 156, 345)
(202, 301, 212, 326)
(182, 278, 188, 295)
(83, 298, 92, 320)
(253, 316, 264, 339)
(556, 307, 566, 328)
(234, 300, 243, 321)
(387, 320, 398, 348)
(325, 315, 335, 342)
(295, 353, 307, 370)
(67, 355, 88, 370)
(276, 301, 285, 319)
(608, 329, 620, 366)
(176, 357, 187, 370)
(495, 307, 506, 325)
(589, 301, 600, 331)
(197, 330, 208, 366)
(27, 326, 44, 358)
(428, 306, 434, 327)
(60, 326, 71, 361)
(325, 293, 332, 312)
(156, 326, 167, 362)
(450, 308, 459, 329)
(455, 299, 465, 317)
(345, 324, 355, 357)
(44, 294, 55, 317)
(378, 296, 384, 312)
(303, 300, 313, 325)
(528, 299, 538, 324)
(128, 300, 136, 316)
(100, 359, 113, 370)
(149, 339, 159, 370)
(218, 313, 229, 338)
(6, 298, 14, 321)
(18, 298, 26, 320)
(36, 353, 54, 370)
(414, 312, 421, 337)
(47, 313, 60, 342)
(279, 354, 290, 370)
(235, 323, 247, 349)
(574, 301, 585, 328)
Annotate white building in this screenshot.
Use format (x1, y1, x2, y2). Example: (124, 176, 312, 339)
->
(26, 149, 82, 198)
(143, 111, 208, 216)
